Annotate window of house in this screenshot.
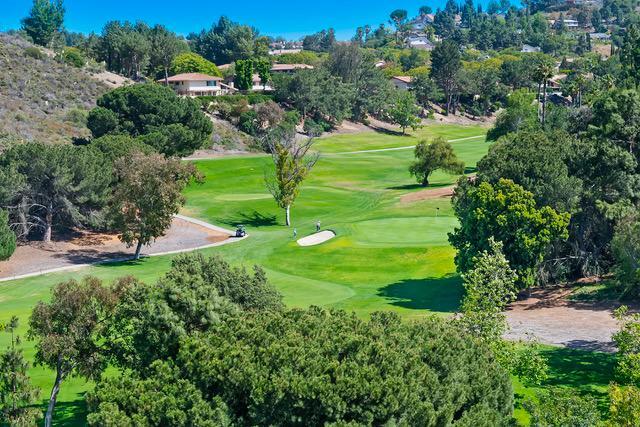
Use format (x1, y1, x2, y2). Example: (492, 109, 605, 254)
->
(206, 80, 217, 86)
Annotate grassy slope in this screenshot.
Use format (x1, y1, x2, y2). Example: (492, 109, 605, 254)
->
(0, 124, 615, 424)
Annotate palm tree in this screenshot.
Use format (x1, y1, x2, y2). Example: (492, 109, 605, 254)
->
(534, 61, 554, 125)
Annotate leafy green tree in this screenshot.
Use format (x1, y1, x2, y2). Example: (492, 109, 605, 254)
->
(589, 89, 640, 155)
(478, 130, 582, 213)
(173, 308, 513, 425)
(412, 73, 442, 107)
(264, 128, 318, 226)
(0, 143, 112, 242)
(456, 239, 549, 386)
(234, 59, 254, 90)
(612, 216, 640, 298)
(326, 44, 393, 122)
(0, 210, 16, 261)
(0, 317, 42, 427)
(273, 68, 353, 126)
(389, 9, 408, 41)
(487, 90, 538, 140)
(109, 152, 201, 259)
(149, 25, 188, 82)
(21, 0, 65, 47)
(533, 57, 554, 125)
(187, 16, 262, 64)
(28, 277, 124, 427)
(87, 84, 213, 157)
(169, 52, 221, 77)
(104, 253, 281, 371)
(609, 384, 640, 426)
(87, 361, 231, 426)
(450, 178, 570, 288)
(254, 58, 271, 89)
(525, 388, 600, 427)
(620, 25, 640, 88)
(613, 306, 640, 385)
(409, 137, 465, 186)
(430, 40, 462, 114)
(302, 28, 337, 52)
(389, 90, 421, 134)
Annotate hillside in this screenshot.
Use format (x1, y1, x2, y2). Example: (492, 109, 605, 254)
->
(0, 34, 110, 144)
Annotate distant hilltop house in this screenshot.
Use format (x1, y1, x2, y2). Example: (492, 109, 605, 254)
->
(521, 44, 541, 53)
(268, 48, 302, 55)
(270, 63, 314, 73)
(391, 76, 413, 90)
(590, 32, 611, 41)
(159, 73, 234, 96)
(408, 14, 435, 31)
(549, 18, 580, 29)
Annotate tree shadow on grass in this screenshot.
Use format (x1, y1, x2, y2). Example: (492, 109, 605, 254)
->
(43, 395, 87, 427)
(377, 275, 463, 313)
(464, 166, 477, 174)
(217, 210, 278, 228)
(539, 346, 616, 414)
(386, 182, 451, 191)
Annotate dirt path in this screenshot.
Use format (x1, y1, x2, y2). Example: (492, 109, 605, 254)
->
(0, 215, 244, 282)
(504, 287, 631, 352)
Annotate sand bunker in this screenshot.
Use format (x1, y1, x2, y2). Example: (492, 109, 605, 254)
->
(297, 230, 336, 246)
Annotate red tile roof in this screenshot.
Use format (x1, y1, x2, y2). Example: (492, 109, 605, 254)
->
(392, 76, 413, 83)
(162, 73, 222, 82)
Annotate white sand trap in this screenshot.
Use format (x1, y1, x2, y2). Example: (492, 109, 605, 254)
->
(297, 230, 336, 247)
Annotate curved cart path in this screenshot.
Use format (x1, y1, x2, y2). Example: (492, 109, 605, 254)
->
(0, 214, 246, 282)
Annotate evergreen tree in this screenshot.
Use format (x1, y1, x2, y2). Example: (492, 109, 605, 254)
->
(21, 0, 65, 47)
(0, 210, 16, 261)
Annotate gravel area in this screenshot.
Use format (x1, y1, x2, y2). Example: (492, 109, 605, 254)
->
(0, 217, 233, 280)
(504, 287, 629, 352)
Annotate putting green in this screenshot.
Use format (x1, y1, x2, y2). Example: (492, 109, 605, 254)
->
(349, 217, 458, 247)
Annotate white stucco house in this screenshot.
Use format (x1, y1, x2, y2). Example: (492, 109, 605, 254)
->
(161, 73, 233, 96)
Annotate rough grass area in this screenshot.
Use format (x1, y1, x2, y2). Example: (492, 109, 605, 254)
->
(0, 124, 617, 424)
(0, 34, 108, 144)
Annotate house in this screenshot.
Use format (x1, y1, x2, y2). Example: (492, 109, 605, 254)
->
(590, 32, 611, 41)
(391, 76, 413, 90)
(251, 74, 273, 91)
(521, 44, 541, 53)
(408, 14, 435, 31)
(160, 73, 233, 96)
(407, 35, 435, 50)
(269, 48, 302, 55)
(270, 63, 314, 73)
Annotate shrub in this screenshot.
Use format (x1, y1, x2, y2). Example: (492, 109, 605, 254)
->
(23, 46, 45, 60)
(64, 108, 88, 126)
(525, 387, 600, 426)
(0, 209, 16, 260)
(61, 47, 85, 68)
(238, 110, 258, 135)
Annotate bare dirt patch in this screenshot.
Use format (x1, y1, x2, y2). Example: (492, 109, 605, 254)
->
(505, 286, 637, 352)
(0, 217, 230, 280)
(400, 186, 455, 203)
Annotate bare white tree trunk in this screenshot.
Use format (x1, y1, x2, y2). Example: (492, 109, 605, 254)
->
(285, 205, 291, 227)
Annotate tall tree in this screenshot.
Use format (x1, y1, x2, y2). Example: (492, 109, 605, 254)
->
(389, 9, 408, 42)
(264, 128, 318, 226)
(188, 16, 261, 64)
(0, 210, 16, 261)
(28, 277, 123, 427)
(409, 137, 465, 186)
(149, 25, 188, 83)
(450, 178, 570, 288)
(254, 58, 272, 89)
(87, 84, 213, 157)
(109, 152, 201, 259)
(389, 90, 421, 135)
(620, 25, 640, 87)
(430, 40, 462, 114)
(170, 52, 221, 77)
(0, 317, 42, 427)
(234, 59, 255, 90)
(533, 58, 554, 125)
(21, 0, 65, 47)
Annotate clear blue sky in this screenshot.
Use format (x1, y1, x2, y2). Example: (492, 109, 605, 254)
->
(2, 0, 496, 40)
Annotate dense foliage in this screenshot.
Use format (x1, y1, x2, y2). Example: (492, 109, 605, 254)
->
(92, 308, 513, 425)
(87, 84, 213, 157)
(409, 137, 465, 186)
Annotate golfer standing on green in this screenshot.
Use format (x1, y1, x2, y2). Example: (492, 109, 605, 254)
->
(316, 220, 321, 233)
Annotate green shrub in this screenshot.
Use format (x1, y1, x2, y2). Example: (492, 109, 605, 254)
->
(64, 108, 88, 126)
(0, 209, 16, 261)
(23, 46, 46, 60)
(238, 110, 258, 135)
(61, 47, 85, 68)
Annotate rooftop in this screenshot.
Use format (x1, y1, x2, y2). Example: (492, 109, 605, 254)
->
(163, 73, 223, 82)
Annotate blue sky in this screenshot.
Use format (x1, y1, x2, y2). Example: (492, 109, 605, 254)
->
(2, 0, 488, 40)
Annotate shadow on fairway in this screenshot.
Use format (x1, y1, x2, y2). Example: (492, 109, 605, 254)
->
(464, 166, 478, 174)
(385, 182, 451, 191)
(45, 395, 87, 426)
(218, 210, 278, 228)
(377, 275, 463, 312)
(539, 346, 616, 413)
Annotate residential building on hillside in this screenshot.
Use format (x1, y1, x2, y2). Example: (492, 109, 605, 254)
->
(391, 76, 413, 90)
(270, 63, 314, 73)
(160, 73, 234, 96)
(407, 35, 435, 50)
(521, 44, 541, 53)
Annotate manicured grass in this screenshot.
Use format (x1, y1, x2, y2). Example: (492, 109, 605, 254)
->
(0, 124, 616, 424)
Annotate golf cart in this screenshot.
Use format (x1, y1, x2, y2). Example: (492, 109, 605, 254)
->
(235, 225, 247, 238)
